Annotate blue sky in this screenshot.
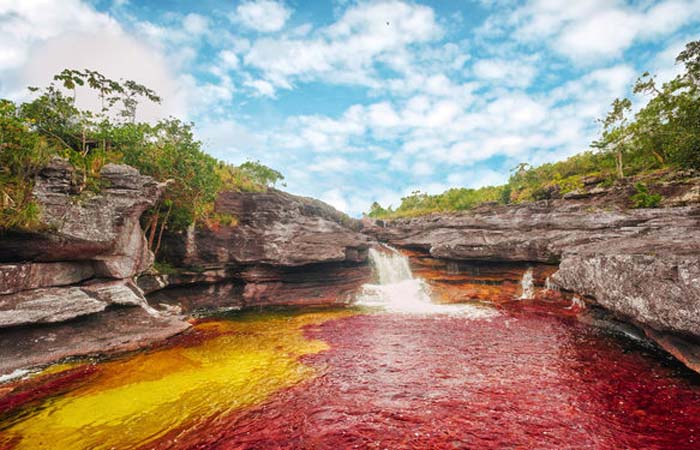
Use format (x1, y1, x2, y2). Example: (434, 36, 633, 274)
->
(1, 0, 699, 215)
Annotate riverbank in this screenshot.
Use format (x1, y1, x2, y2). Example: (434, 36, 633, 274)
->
(1, 158, 699, 377)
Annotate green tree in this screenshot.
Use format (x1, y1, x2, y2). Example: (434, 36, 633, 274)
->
(238, 160, 284, 187)
(593, 97, 633, 178)
(0, 100, 49, 230)
(367, 201, 388, 218)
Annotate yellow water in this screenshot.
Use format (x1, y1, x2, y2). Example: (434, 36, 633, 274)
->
(0, 308, 352, 450)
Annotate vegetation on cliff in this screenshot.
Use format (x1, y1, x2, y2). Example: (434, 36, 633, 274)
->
(368, 40, 700, 219)
(0, 69, 283, 255)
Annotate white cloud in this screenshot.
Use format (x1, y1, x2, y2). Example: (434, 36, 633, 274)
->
(473, 58, 537, 88)
(483, 0, 700, 63)
(0, 1, 187, 121)
(234, 0, 291, 33)
(219, 50, 240, 70)
(244, 78, 276, 97)
(0, 0, 241, 123)
(183, 13, 209, 35)
(309, 156, 354, 172)
(0, 0, 119, 73)
(320, 189, 349, 212)
(242, 0, 443, 94)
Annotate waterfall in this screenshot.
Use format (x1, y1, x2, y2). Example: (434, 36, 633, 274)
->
(519, 267, 535, 299)
(356, 245, 497, 318)
(566, 295, 586, 310)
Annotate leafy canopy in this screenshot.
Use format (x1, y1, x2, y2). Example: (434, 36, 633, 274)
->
(0, 68, 282, 256)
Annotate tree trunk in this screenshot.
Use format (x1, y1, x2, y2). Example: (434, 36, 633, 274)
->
(616, 150, 624, 178)
(153, 204, 172, 257)
(148, 209, 160, 251)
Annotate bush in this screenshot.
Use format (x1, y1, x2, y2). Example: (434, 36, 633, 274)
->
(0, 69, 281, 257)
(631, 182, 662, 208)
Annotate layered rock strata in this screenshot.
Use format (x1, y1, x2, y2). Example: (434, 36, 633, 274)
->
(0, 158, 191, 375)
(144, 189, 372, 313)
(0, 161, 371, 376)
(364, 199, 700, 372)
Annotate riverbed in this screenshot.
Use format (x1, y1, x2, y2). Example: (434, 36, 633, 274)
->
(1, 302, 699, 450)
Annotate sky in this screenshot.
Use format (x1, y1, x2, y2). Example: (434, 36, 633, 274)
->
(1, 0, 699, 215)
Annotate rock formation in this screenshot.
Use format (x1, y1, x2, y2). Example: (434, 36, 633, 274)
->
(363, 193, 700, 372)
(2, 157, 698, 377)
(0, 160, 372, 376)
(0, 158, 190, 375)
(143, 189, 372, 312)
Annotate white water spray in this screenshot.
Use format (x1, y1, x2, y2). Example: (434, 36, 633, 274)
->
(566, 295, 586, 310)
(356, 245, 498, 318)
(519, 267, 535, 299)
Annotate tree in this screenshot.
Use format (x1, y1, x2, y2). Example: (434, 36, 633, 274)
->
(592, 97, 633, 178)
(239, 160, 284, 187)
(368, 201, 388, 218)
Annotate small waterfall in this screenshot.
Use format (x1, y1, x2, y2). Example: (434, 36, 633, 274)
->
(544, 276, 559, 292)
(356, 245, 497, 318)
(519, 267, 535, 299)
(566, 295, 586, 310)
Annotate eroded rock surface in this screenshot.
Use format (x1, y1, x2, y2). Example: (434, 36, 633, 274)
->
(365, 201, 700, 371)
(0, 159, 188, 376)
(0, 158, 161, 279)
(0, 307, 190, 375)
(162, 189, 370, 267)
(148, 189, 373, 310)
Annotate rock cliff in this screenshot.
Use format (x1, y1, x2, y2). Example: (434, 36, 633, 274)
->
(0, 158, 191, 375)
(0, 160, 372, 376)
(142, 189, 372, 312)
(363, 197, 700, 372)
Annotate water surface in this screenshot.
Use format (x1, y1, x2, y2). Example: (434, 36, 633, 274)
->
(1, 305, 699, 449)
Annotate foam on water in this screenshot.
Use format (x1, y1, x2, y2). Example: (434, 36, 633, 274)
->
(356, 245, 498, 318)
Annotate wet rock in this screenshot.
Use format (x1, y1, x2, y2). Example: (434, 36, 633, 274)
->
(551, 236, 700, 336)
(402, 248, 562, 304)
(368, 202, 700, 372)
(643, 327, 700, 374)
(0, 306, 190, 375)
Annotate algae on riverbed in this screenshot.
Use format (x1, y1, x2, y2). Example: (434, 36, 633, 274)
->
(0, 308, 353, 450)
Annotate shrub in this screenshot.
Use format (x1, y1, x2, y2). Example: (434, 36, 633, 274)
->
(631, 182, 662, 208)
(0, 69, 282, 259)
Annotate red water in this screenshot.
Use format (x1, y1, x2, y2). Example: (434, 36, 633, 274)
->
(150, 306, 700, 450)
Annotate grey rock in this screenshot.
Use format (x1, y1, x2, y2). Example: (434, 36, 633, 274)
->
(0, 279, 159, 329)
(0, 158, 161, 279)
(0, 306, 190, 375)
(161, 189, 371, 268)
(0, 262, 94, 295)
(367, 201, 700, 369)
(0, 287, 106, 328)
